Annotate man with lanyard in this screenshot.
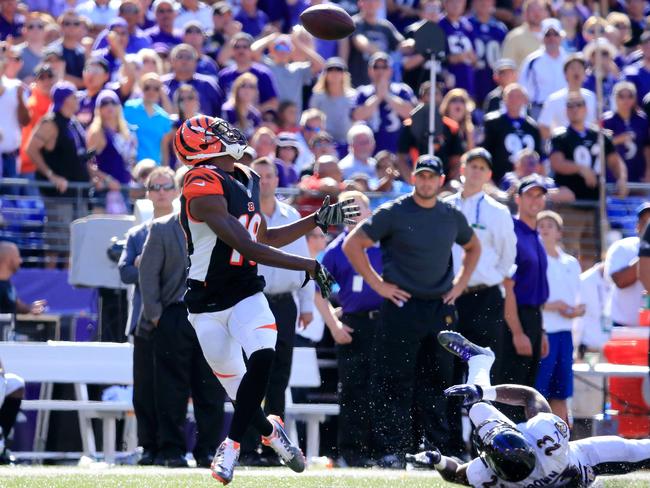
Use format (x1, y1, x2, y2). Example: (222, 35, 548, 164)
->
(344, 155, 481, 466)
(443, 148, 517, 383)
(319, 190, 383, 468)
(238, 157, 315, 466)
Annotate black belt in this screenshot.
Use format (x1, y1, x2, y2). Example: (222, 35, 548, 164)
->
(343, 309, 381, 320)
(461, 284, 497, 296)
(264, 292, 294, 302)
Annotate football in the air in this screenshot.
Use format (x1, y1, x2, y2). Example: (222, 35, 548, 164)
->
(300, 4, 355, 41)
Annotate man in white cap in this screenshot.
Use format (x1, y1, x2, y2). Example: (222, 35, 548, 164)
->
(519, 17, 568, 119)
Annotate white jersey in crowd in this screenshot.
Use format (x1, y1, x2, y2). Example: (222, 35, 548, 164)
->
(518, 48, 568, 105)
(573, 263, 612, 350)
(604, 236, 643, 326)
(444, 190, 517, 288)
(543, 249, 582, 334)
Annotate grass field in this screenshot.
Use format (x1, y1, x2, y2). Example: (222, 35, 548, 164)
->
(0, 467, 649, 488)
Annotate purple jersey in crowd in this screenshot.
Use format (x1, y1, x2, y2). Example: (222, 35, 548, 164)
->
(217, 63, 278, 105)
(162, 73, 224, 118)
(603, 110, 650, 183)
(355, 82, 417, 153)
(221, 103, 262, 140)
(469, 16, 507, 106)
(439, 15, 476, 98)
(624, 62, 650, 106)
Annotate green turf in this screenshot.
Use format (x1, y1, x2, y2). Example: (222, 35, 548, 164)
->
(0, 470, 648, 488)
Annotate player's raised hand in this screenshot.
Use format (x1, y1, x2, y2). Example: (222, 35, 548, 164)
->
(444, 384, 484, 406)
(406, 449, 441, 469)
(314, 195, 361, 232)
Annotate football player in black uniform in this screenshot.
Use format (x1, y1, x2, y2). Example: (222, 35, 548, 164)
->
(483, 83, 544, 183)
(175, 115, 359, 485)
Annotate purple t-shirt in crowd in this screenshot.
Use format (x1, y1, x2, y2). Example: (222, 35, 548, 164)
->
(217, 63, 278, 105)
(512, 218, 549, 307)
(603, 110, 650, 183)
(93, 29, 152, 54)
(355, 82, 416, 153)
(197, 55, 219, 77)
(469, 15, 507, 106)
(322, 231, 384, 314)
(0, 13, 23, 41)
(234, 8, 270, 38)
(161, 73, 224, 117)
(145, 26, 182, 48)
(76, 83, 128, 128)
(221, 102, 262, 139)
(624, 62, 650, 106)
(96, 128, 133, 184)
(439, 15, 476, 98)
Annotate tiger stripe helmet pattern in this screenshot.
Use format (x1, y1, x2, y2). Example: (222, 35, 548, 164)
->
(174, 115, 248, 166)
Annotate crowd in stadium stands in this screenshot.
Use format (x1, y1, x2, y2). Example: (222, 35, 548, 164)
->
(1, 0, 650, 469)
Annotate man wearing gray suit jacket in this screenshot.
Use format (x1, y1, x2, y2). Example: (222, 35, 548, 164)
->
(139, 170, 225, 468)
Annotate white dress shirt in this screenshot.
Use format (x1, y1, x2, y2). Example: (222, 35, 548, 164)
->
(538, 87, 597, 132)
(257, 199, 314, 314)
(519, 48, 568, 104)
(604, 236, 643, 327)
(543, 249, 582, 334)
(443, 190, 517, 288)
(573, 263, 612, 350)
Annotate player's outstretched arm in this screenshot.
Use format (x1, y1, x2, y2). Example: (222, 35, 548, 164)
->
(446, 384, 551, 419)
(406, 450, 470, 486)
(191, 194, 316, 273)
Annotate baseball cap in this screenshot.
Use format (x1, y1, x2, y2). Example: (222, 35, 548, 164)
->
(35, 63, 55, 79)
(494, 58, 516, 72)
(517, 174, 548, 195)
(277, 132, 300, 149)
(96, 89, 121, 107)
(43, 44, 64, 60)
(108, 17, 128, 30)
(273, 35, 292, 52)
(463, 147, 493, 169)
(183, 20, 204, 34)
(325, 57, 347, 70)
(86, 56, 110, 73)
(212, 1, 232, 15)
(636, 202, 650, 218)
(369, 51, 392, 68)
(51, 81, 77, 112)
(542, 18, 564, 36)
(414, 155, 445, 176)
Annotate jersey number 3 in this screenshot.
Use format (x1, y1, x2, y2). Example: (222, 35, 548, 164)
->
(536, 435, 561, 456)
(230, 213, 261, 266)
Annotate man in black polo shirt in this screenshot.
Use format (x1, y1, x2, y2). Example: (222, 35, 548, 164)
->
(343, 156, 481, 467)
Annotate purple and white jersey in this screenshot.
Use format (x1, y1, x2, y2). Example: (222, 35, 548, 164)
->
(355, 82, 417, 153)
(439, 15, 476, 98)
(603, 110, 650, 183)
(469, 16, 507, 105)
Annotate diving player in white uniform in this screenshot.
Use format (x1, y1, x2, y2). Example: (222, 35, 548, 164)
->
(406, 331, 650, 487)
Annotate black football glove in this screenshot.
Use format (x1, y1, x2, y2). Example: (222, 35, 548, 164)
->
(314, 195, 361, 232)
(444, 384, 484, 407)
(405, 449, 442, 469)
(302, 261, 336, 299)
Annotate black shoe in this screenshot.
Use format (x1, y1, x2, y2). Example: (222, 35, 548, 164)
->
(138, 449, 157, 466)
(0, 448, 15, 465)
(161, 455, 189, 468)
(375, 454, 405, 469)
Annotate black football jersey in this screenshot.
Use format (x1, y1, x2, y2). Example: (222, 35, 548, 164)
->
(483, 111, 543, 183)
(550, 126, 616, 201)
(180, 163, 266, 313)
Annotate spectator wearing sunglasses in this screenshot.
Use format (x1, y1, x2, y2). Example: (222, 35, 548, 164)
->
(162, 83, 200, 167)
(93, 0, 153, 55)
(145, 0, 182, 51)
(217, 32, 279, 113)
(222, 72, 262, 139)
(76, 0, 120, 34)
(48, 11, 86, 88)
(19, 63, 55, 183)
(252, 33, 324, 118)
(124, 73, 173, 165)
(182, 20, 218, 77)
(86, 89, 137, 212)
(309, 57, 356, 154)
(0, 0, 24, 42)
(14, 12, 51, 82)
(161, 43, 224, 117)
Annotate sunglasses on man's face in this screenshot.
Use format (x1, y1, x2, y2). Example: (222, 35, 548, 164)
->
(372, 64, 389, 70)
(27, 23, 45, 30)
(148, 183, 175, 192)
(617, 91, 635, 99)
(186, 28, 203, 35)
(143, 84, 160, 92)
(100, 99, 119, 107)
(62, 20, 81, 27)
(157, 8, 174, 14)
(234, 44, 251, 50)
(566, 101, 585, 109)
(175, 52, 195, 61)
(121, 5, 140, 14)
(180, 96, 197, 102)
